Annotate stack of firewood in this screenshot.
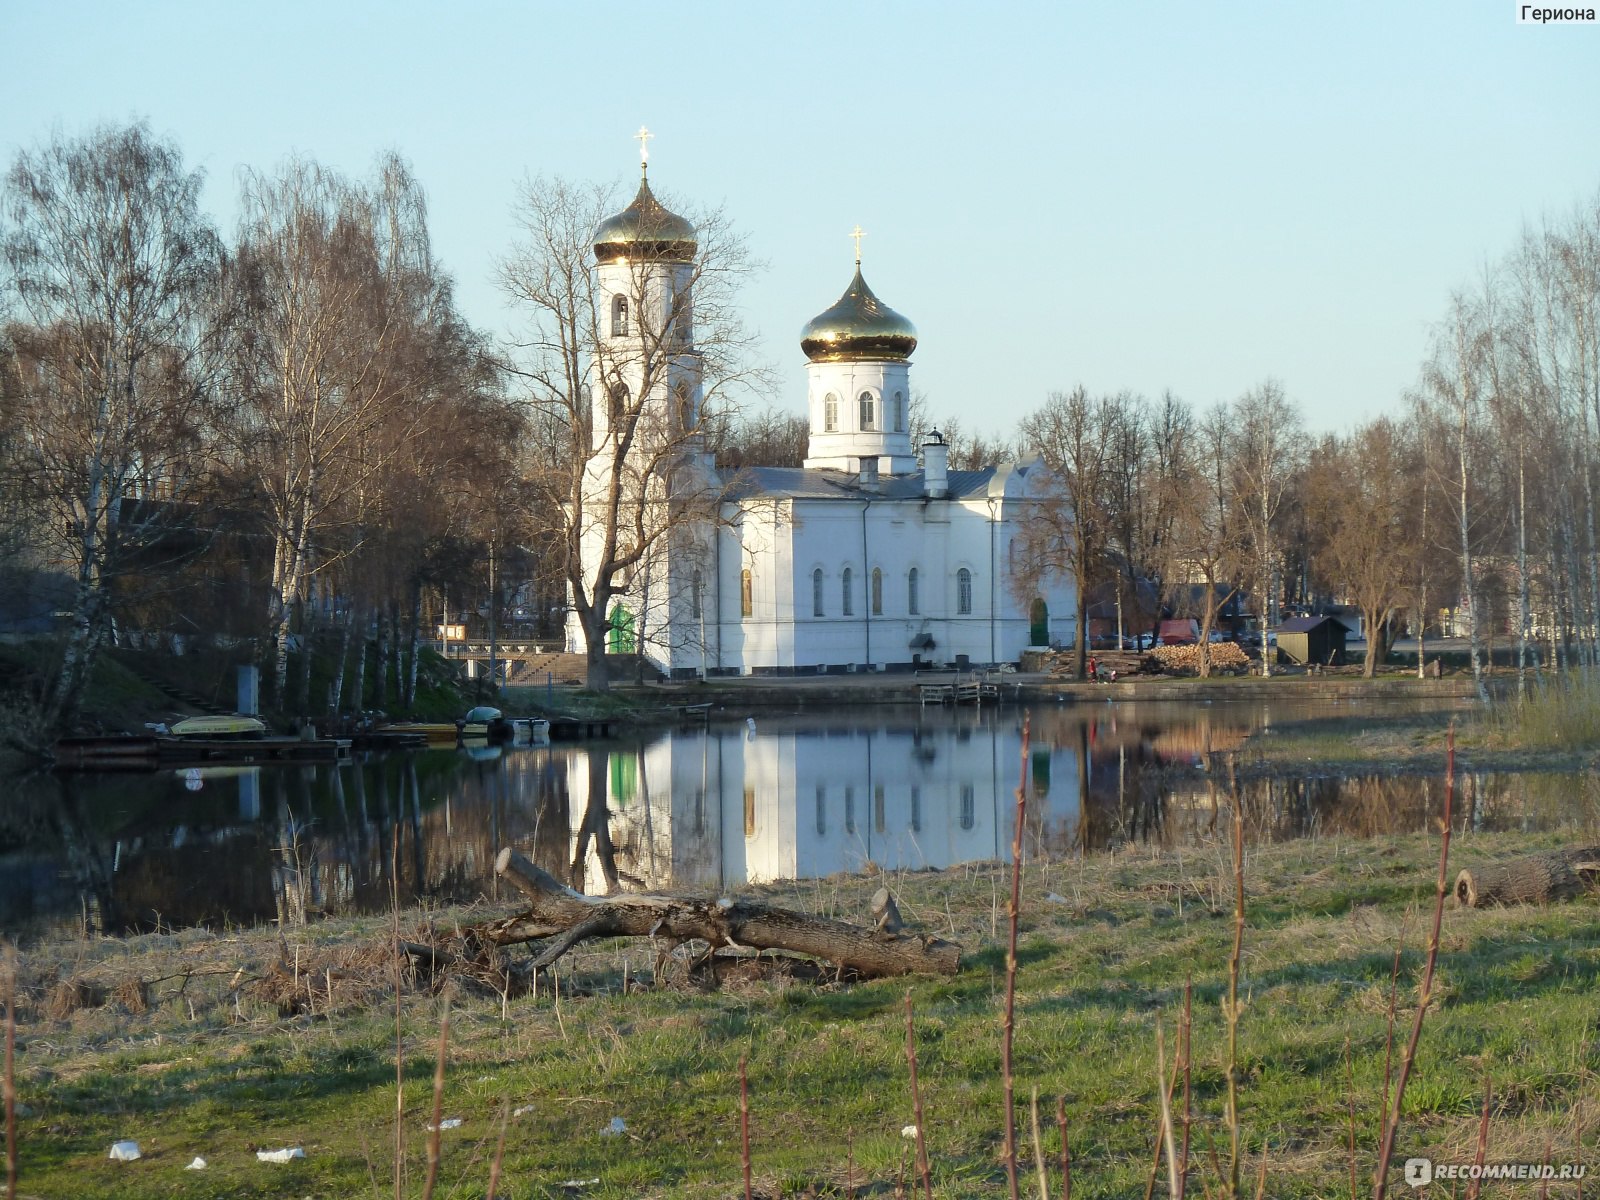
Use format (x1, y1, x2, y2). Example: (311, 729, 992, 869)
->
(1145, 641, 1251, 673)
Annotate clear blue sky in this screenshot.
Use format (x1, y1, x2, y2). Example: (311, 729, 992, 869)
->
(3, 1, 1597, 437)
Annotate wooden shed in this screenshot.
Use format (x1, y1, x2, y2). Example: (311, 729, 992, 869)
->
(1275, 615, 1347, 667)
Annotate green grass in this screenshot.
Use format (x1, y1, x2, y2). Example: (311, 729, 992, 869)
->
(7, 832, 1599, 1198)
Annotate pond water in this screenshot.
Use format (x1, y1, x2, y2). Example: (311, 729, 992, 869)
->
(3, 697, 1596, 944)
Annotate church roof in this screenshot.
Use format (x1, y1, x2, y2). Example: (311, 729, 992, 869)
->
(721, 466, 997, 502)
(593, 167, 697, 263)
(799, 266, 918, 363)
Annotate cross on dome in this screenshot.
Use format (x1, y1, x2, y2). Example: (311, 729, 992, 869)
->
(634, 125, 653, 170)
(850, 224, 866, 264)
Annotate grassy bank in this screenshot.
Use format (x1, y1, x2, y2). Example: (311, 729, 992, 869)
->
(6, 829, 1597, 1198)
(1242, 677, 1600, 775)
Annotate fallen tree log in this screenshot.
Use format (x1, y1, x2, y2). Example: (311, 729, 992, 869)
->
(1454, 846, 1600, 908)
(481, 849, 961, 978)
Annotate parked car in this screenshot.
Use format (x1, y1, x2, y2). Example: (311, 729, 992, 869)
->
(1123, 633, 1154, 650)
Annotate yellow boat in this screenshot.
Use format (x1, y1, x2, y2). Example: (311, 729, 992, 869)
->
(170, 714, 266, 739)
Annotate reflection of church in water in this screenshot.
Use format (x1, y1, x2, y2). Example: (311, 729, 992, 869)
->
(561, 714, 1084, 892)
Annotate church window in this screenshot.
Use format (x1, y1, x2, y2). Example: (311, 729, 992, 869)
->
(957, 568, 973, 614)
(812, 568, 824, 617)
(674, 382, 694, 431)
(824, 392, 838, 432)
(844, 786, 856, 834)
(608, 383, 629, 426)
(611, 295, 629, 337)
(959, 784, 975, 830)
(908, 567, 919, 615)
(894, 391, 906, 432)
(815, 785, 827, 836)
(911, 786, 922, 832)
(874, 784, 885, 833)
(859, 391, 876, 431)
(744, 786, 756, 838)
(740, 569, 753, 618)
(842, 567, 854, 616)
(691, 569, 703, 620)
(871, 568, 882, 616)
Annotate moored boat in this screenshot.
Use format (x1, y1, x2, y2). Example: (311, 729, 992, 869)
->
(170, 714, 266, 739)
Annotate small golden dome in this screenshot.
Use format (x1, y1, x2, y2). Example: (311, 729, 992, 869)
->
(800, 267, 917, 362)
(593, 168, 697, 263)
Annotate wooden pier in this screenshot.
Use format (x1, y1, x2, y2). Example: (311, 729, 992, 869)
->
(54, 734, 353, 771)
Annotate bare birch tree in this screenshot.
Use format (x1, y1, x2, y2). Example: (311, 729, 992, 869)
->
(1, 123, 226, 727)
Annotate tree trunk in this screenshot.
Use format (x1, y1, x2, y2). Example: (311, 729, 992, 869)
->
(482, 850, 962, 978)
(374, 608, 389, 711)
(352, 607, 369, 712)
(330, 607, 353, 714)
(1454, 847, 1600, 907)
(405, 579, 423, 709)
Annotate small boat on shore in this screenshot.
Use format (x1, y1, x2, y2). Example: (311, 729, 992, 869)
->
(170, 714, 266, 739)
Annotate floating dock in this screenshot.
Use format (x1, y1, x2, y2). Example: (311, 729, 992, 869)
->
(54, 735, 353, 771)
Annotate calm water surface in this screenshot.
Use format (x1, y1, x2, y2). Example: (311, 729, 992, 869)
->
(3, 697, 1595, 944)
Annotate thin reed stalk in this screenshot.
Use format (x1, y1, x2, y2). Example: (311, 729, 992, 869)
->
(739, 1056, 753, 1200)
(1056, 1096, 1071, 1200)
(1155, 1021, 1180, 1200)
(1030, 1088, 1050, 1200)
(485, 1101, 509, 1200)
(422, 1001, 449, 1200)
(1464, 1078, 1491, 1200)
(1002, 713, 1031, 1200)
(391, 826, 405, 1200)
(1225, 756, 1246, 1199)
(1371, 726, 1456, 1200)
(1344, 1038, 1358, 1200)
(904, 992, 934, 1200)
(4, 943, 16, 1200)
(1378, 935, 1403, 1143)
(1179, 977, 1192, 1198)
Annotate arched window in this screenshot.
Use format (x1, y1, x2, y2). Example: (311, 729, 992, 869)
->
(812, 568, 825, 618)
(690, 569, 703, 620)
(611, 294, 629, 337)
(608, 382, 629, 426)
(858, 390, 875, 431)
(959, 784, 975, 830)
(824, 392, 838, 432)
(908, 567, 919, 615)
(910, 786, 922, 832)
(871, 567, 883, 616)
(844, 786, 856, 835)
(873, 784, 886, 833)
(957, 567, 973, 615)
(894, 391, 906, 432)
(842, 567, 854, 617)
(740, 568, 753, 618)
(674, 382, 694, 431)
(815, 785, 827, 836)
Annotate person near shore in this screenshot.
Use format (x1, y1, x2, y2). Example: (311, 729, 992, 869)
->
(1087, 655, 1099, 681)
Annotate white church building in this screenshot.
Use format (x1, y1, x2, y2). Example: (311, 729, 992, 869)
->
(565, 158, 1077, 678)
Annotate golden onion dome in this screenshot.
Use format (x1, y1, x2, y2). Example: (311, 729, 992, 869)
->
(800, 267, 917, 362)
(592, 168, 697, 263)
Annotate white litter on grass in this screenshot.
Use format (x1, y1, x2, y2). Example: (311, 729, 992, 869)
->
(600, 1116, 627, 1136)
(186, 1157, 207, 1170)
(108, 1140, 142, 1161)
(256, 1146, 306, 1162)
(901, 1125, 919, 1139)
(427, 1118, 463, 1131)
(512, 1105, 536, 1118)
(561, 1179, 601, 1188)
(1044, 892, 1069, 905)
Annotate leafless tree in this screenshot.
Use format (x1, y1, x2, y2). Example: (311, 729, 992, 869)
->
(1231, 380, 1302, 676)
(1017, 387, 1124, 677)
(1, 123, 227, 727)
(229, 153, 450, 705)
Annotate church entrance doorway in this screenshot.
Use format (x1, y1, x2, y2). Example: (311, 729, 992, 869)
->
(607, 605, 636, 654)
(1029, 598, 1049, 647)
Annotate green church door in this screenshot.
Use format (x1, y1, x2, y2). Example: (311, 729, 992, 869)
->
(1029, 598, 1049, 647)
(607, 605, 636, 654)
